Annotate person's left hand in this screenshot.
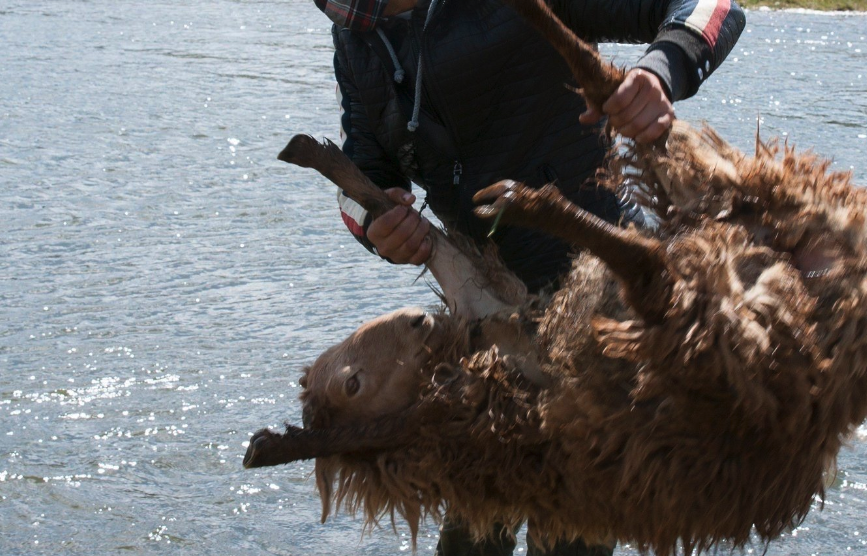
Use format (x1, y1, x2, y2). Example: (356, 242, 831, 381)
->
(579, 68, 674, 143)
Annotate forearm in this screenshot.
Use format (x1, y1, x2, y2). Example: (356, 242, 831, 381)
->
(333, 48, 410, 256)
(635, 0, 746, 101)
(549, 0, 746, 100)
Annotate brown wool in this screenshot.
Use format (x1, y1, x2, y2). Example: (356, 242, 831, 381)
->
(247, 1, 867, 553)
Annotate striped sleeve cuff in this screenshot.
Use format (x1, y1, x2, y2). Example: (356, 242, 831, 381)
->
(338, 189, 381, 256)
(338, 189, 369, 238)
(681, 0, 733, 48)
(640, 0, 745, 100)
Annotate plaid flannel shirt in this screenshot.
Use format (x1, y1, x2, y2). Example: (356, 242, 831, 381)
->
(314, 0, 390, 32)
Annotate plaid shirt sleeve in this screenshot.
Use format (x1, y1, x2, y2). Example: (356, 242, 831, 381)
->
(314, 0, 389, 32)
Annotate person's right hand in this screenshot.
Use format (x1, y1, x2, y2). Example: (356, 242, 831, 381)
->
(367, 188, 432, 265)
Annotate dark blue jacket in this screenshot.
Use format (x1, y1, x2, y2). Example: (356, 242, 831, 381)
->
(330, 0, 745, 290)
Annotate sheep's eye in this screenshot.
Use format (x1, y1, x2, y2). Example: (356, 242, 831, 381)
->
(345, 375, 360, 397)
(410, 313, 427, 328)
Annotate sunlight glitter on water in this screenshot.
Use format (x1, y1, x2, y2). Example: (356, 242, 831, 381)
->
(0, 2, 865, 555)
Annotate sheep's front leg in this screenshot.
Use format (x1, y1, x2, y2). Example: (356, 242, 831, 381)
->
(243, 426, 317, 468)
(474, 181, 590, 241)
(474, 181, 672, 323)
(244, 409, 425, 469)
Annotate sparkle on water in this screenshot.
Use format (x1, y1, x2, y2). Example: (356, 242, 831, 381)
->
(1, 1, 865, 554)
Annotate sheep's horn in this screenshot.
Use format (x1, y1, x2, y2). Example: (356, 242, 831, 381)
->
(278, 134, 394, 219)
(499, 0, 624, 110)
(474, 181, 672, 323)
(243, 412, 419, 468)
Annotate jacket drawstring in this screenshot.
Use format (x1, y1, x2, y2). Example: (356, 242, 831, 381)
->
(375, 27, 405, 84)
(407, 0, 440, 132)
(374, 0, 441, 133)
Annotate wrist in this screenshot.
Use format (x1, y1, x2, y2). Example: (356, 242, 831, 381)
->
(638, 28, 712, 102)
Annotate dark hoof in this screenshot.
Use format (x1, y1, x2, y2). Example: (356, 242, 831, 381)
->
(472, 180, 523, 220)
(277, 134, 320, 167)
(243, 428, 283, 469)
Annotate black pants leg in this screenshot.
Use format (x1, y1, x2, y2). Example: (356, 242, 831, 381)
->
(526, 535, 615, 556)
(435, 517, 615, 556)
(434, 518, 517, 556)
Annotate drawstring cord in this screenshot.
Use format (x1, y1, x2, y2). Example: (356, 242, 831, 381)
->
(375, 27, 405, 84)
(374, 0, 441, 133)
(407, 0, 440, 132)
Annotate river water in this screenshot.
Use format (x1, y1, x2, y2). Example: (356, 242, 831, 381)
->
(1, 1, 865, 554)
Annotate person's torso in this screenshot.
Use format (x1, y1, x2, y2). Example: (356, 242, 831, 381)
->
(335, 0, 620, 289)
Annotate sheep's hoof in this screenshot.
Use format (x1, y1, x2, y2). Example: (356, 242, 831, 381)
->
(475, 180, 566, 236)
(473, 180, 528, 235)
(474, 180, 522, 216)
(243, 428, 283, 468)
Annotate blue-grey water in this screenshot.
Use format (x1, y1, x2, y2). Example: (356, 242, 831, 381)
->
(1, 1, 865, 554)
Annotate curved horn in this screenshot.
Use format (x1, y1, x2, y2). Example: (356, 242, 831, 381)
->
(278, 134, 395, 219)
(499, 0, 625, 109)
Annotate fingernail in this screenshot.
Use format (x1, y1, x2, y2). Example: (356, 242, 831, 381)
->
(402, 193, 413, 203)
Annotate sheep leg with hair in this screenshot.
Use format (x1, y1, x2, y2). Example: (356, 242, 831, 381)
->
(474, 180, 672, 323)
(278, 134, 395, 219)
(243, 408, 425, 468)
(497, 0, 624, 110)
(277, 134, 526, 319)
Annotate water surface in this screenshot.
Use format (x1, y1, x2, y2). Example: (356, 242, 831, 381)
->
(1, 2, 866, 554)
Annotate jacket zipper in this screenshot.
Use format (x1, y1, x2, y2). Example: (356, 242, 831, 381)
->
(421, 1, 457, 135)
(418, 0, 465, 189)
(542, 164, 559, 185)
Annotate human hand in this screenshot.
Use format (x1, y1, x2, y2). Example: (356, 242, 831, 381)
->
(367, 188, 432, 265)
(579, 68, 675, 143)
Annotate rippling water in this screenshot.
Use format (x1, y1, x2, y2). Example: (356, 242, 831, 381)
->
(1, 2, 865, 554)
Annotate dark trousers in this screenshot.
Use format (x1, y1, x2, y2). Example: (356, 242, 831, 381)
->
(434, 519, 615, 556)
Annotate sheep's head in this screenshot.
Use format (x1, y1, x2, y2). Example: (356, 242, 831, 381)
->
(299, 307, 446, 430)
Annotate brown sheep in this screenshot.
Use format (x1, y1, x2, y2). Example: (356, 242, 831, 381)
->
(243, 0, 867, 553)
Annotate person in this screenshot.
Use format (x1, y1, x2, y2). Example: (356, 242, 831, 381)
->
(310, 0, 745, 553)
